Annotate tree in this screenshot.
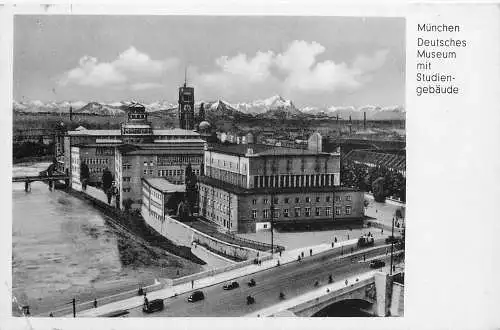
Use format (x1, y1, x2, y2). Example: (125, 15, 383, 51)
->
(184, 163, 198, 214)
(101, 168, 113, 191)
(123, 198, 134, 212)
(177, 200, 189, 221)
(80, 163, 90, 190)
(372, 177, 386, 202)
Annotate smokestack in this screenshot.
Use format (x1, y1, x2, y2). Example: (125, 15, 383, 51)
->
(363, 112, 366, 130)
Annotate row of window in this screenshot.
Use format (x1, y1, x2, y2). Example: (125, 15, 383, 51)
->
(158, 169, 200, 177)
(122, 128, 152, 135)
(83, 158, 109, 165)
(204, 212, 233, 229)
(208, 157, 247, 171)
(251, 206, 351, 219)
(252, 195, 351, 205)
(253, 174, 337, 189)
(158, 156, 202, 165)
(200, 187, 231, 202)
(201, 198, 231, 215)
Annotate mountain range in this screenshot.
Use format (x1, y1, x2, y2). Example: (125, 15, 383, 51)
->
(13, 95, 405, 120)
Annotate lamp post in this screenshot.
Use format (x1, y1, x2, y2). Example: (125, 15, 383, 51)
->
(390, 217, 395, 275)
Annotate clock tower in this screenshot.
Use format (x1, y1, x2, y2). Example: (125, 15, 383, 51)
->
(178, 81, 195, 130)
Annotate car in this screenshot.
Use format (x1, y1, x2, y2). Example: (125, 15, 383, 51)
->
(369, 259, 386, 269)
(142, 299, 164, 313)
(385, 236, 402, 244)
(223, 281, 239, 290)
(188, 290, 205, 302)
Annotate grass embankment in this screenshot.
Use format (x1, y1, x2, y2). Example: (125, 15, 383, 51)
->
(66, 188, 206, 267)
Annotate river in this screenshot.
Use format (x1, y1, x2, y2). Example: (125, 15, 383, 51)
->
(12, 162, 202, 316)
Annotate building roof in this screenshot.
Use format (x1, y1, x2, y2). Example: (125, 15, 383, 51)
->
(206, 143, 334, 157)
(344, 150, 406, 172)
(68, 129, 121, 136)
(116, 143, 204, 155)
(67, 128, 200, 137)
(143, 178, 186, 193)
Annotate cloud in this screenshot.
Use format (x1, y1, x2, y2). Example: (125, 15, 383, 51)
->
(277, 40, 388, 93)
(59, 47, 178, 89)
(195, 40, 389, 97)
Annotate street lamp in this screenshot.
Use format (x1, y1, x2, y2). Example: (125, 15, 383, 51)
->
(390, 217, 395, 275)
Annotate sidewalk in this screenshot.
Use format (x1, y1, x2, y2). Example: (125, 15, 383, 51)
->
(69, 239, 361, 317)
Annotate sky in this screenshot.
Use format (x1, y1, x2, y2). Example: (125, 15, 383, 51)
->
(14, 16, 405, 108)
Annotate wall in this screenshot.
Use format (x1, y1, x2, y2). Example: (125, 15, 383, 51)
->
(141, 210, 262, 261)
(390, 282, 404, 316)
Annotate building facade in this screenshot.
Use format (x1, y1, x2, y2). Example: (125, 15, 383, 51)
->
(114, 140, 204, 210)
(198, 144, 364, 233)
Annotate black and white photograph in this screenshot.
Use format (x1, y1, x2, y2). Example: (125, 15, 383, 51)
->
(11, 14, 407, 318)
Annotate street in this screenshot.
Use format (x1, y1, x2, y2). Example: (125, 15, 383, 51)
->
(125, 245, 398, 317)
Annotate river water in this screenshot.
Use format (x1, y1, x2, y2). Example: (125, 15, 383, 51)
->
(12, 162, 201, 316)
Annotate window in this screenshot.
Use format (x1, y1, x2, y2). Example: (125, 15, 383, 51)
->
(346, 206, 352, 215)
(284, 197, 289, 204)
(326, 196, 331, 202)
(252, 199, 257, 205)
(263, 199, 269, 204)
(305, 207, 311, 217)
(143, 169, 147, 175)
(294, 207, 301, 217)
(316, 197, 321, 203)
(149, 170, 153, 175)
(273, 197, 279, 204)
(263, 209, 269, 219)
(252, 210, 257, 219)
(144, 162, 148, 167)
(123, 177, 131, 182)
(315, 207, 321, 216)
(326, 207, 332, 216)
(283, 209, 289, 218)
(335, 207, 341, 215)
(305, 197, 310, 203)
(346, 195, 352, 202)
(335, 195, 341, 202)
(295, 197, 300, 203)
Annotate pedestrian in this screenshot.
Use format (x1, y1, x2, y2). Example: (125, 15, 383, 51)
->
(363, 254, 366, 262)
(345, 279, 348, 286)
(334, 237, 337, 243)
(298, 255, 301, 261)
(277, 260, 280, 266)
(301, 251, 304, 258)
(93, 299, 97, 308)
(331, 242, 334, 248)
(49, 312, 54, 317)
(144, 295, 149, 306)
(381, 228, 384, 234)
(347, 234, 349, 240)
(191, 280, 194, 288)
(309, 249, 312, 256)
(279, 251, 282, 257)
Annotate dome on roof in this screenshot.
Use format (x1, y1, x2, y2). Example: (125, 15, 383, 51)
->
(199, 121, 211, 130)
(75, 126, 87, 131)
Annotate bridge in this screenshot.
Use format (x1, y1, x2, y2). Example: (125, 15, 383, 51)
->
(247, 270, 404, 317)
(12, 173, 70, 191)
(12, 174, 70, 183)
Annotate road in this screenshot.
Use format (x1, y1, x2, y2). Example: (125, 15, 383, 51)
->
(126, 245, 399, 317)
